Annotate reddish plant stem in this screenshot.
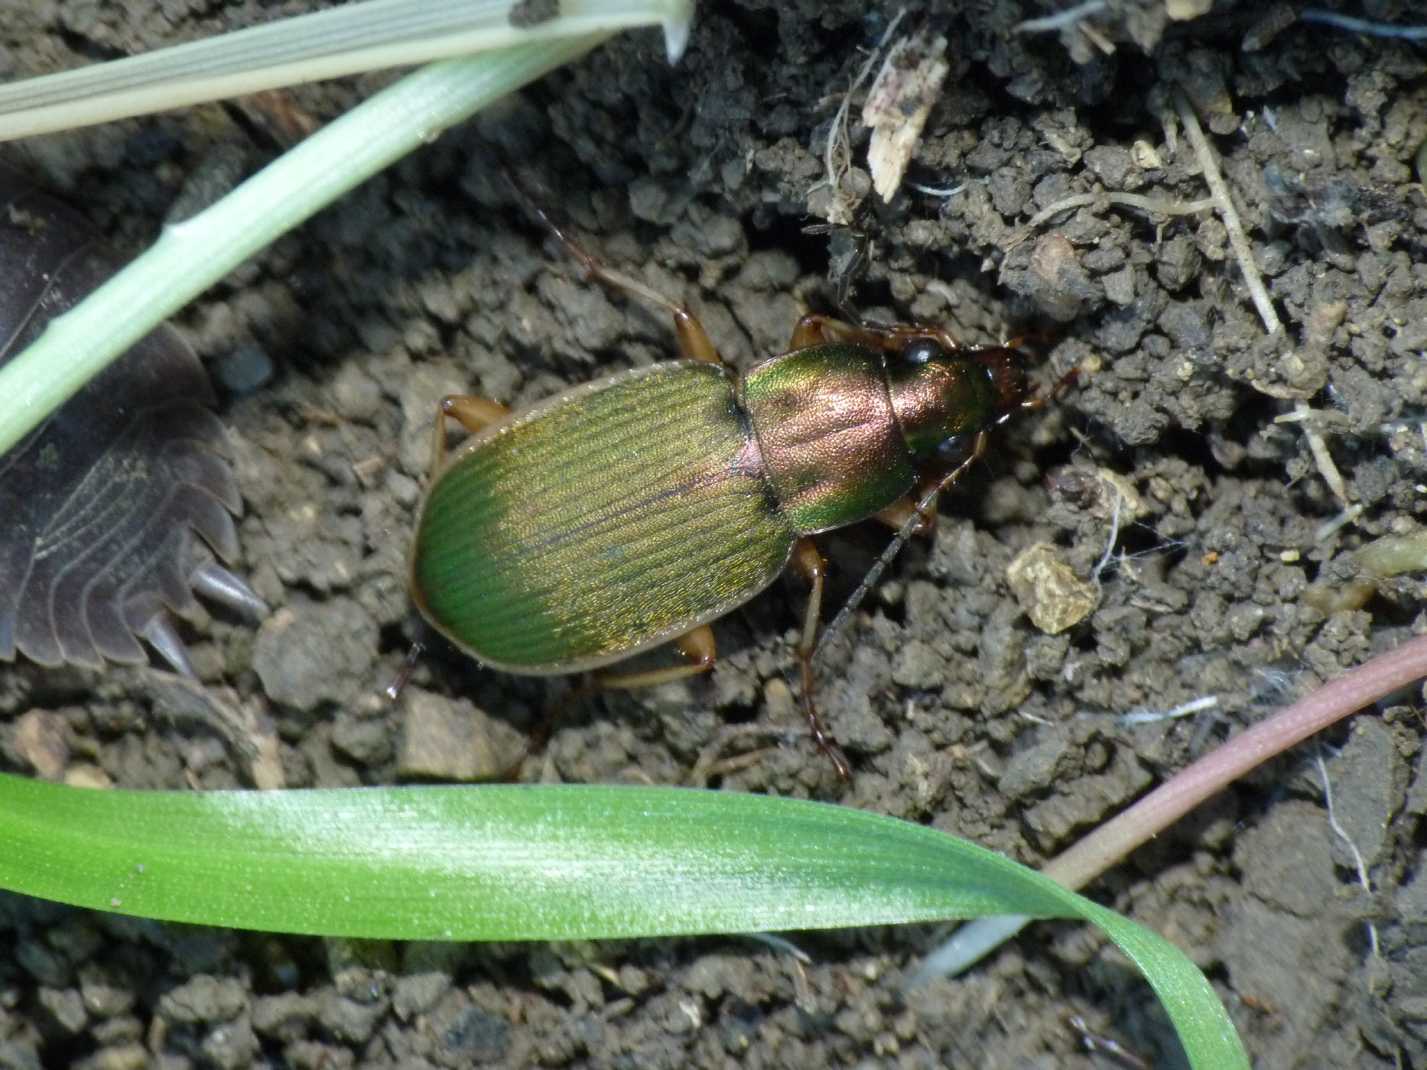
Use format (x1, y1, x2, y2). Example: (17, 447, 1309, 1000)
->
(1044, 634, 1427, 890)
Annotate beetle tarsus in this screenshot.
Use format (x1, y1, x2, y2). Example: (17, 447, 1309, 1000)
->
(799, 654, 852, 780)
(383, 640, 424, 701)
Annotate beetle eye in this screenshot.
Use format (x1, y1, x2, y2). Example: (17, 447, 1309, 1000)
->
(902, 338, 945, 365)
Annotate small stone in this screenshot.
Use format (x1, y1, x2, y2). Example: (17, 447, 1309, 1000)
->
(84, 1042, 150, 1070)
(1102, 264, 1136, 307)
(79, 963, 135, 1018)
(998, 729, 1070, 798)
(1166, 0, 1212, 17)
(392, 972, 451, 1021)
(1006, 543, 1099, 635)
(254, 598, 379, 711)
(158, 975, 248, 1025)
(38, 986, 87, 1034)
(13, 709, 68, 778)
(762, 678, 796, 723)
(215, 344, 274, 396)
(331, 364, 382, 423)
(315, 991, 385, 1045)
(429, 992, 511, 1063)
(890, 640, 941, 689)
(251, 993, 316, 1040)
(201, 1016, 259, 1070)
(330, 714, 393, 767)
(397, 688, 524, 781)
(64, 764, 112, 789)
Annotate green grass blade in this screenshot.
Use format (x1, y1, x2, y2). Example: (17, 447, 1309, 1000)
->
(0, 0, 693, 139)
(0, 39, 602, 460)
(0, 775, 1246, 1068)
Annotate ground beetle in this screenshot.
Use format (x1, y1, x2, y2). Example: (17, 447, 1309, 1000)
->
(407, 206, 1052, 776)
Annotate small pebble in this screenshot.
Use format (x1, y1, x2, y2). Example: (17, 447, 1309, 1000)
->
(1006, 543, 1099, 635)
(397, 687, 524, 781)
(215, 343, 275, 395)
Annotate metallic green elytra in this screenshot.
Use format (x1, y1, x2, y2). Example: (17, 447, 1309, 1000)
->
(409, 318, 1031, 679)
(413, 361, 793, 672)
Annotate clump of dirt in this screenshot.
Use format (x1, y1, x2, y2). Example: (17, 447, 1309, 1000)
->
(3, 1, 1426, 1066)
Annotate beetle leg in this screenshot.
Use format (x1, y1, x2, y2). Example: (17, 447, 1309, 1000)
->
(560, 243, 724, 367)
(428, 395, 511, 481)
(788, 313, 883, 350)
(1019, 364, 1082, 412)
(872, 493, 938, 537)
(789, 539, 852, 779)
(595, 624, 717, 689)
(511, 187, 729, 368)
(788, 313, 960, 355)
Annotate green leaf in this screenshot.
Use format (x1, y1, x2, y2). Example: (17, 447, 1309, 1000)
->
(0, 775, 1245, 1067)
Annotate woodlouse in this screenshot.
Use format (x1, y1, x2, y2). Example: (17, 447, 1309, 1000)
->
(0, 165, 266, 676)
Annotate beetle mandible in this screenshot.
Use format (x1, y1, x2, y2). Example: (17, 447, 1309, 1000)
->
(407, 204, 1052, 776)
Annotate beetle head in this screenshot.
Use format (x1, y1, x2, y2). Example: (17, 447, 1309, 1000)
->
(886, 336, 1028, 461)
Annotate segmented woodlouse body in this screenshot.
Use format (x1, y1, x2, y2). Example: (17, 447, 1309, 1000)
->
(0, 166, 266, 676)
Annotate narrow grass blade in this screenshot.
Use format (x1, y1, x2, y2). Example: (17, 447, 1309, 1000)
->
(0, 0, 693, 139)
(0, 776, 1246, 1069)
(0, 40, 599, 459)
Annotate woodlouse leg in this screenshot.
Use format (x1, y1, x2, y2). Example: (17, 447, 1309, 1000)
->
(595, 625, 717, 690)
(190, 561, 268, 620)
(428, 395, 511, 482)
(509, 180, 728, 368)
(789, 538, 852, 780)
(139, 613, 198, 678)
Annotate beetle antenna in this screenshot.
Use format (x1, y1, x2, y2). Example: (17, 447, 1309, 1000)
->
(502, 167, 588, 265)
(814, 492, 929, 666)
(813, 432, 989, 667)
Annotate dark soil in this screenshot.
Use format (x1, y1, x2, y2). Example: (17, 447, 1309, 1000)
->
(3, 1, 1427, 1066)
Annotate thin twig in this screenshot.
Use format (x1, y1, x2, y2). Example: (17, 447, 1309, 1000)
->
(1173, 91, 1279, 334)
(1315, 749, 1381, 958)
(813, 8, 906, 221)
(916, 633, 1427, 979)
(1091, 482, 1123, 585)
(1008, 191, 1216, 252)
(1015, 0, 1108, 34)
(742, 931, 812, 964)
(908, 181, 966, 198)
(687, 724, 794, 787)
(1174, 89, 1351, 508)
(1044, 636, 1427, 888)
(1300, 9, 1427, 41)
(1031, 191, 1218, 228)
(1314, 504, 1365, 543)
(1117, 695, 1219, 727)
